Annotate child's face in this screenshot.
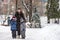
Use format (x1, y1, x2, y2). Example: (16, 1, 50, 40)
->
(12, 18, 16, 21)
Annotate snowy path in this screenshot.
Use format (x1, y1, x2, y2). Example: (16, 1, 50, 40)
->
(0, 24, 60, 40)
(0, 16, 60, 40)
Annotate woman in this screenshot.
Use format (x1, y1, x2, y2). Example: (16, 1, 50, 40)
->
(15, 8, 26, 38)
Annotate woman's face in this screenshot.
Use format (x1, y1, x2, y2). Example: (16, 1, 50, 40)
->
(17, 9, 21, 12)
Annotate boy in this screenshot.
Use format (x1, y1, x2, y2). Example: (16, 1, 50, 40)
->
(20, 18, 26, 39)
(10, 16, 17, 39)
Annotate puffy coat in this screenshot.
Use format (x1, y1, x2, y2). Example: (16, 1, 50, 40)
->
(10, 20, 17, 31)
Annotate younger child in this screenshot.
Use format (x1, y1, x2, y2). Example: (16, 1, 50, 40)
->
(10, 16, 17, 39)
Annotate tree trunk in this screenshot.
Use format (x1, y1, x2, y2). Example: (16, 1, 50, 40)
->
(47, 17, 50, 23)
(58, 18, 59, 24)
(16, 0, 18, 10)
(47, 14, 50, 23)
(29, 0, 32, 22)
(54, 18, 57, 23)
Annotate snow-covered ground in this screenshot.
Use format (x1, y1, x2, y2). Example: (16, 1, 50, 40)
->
(0, 16, 60, 40)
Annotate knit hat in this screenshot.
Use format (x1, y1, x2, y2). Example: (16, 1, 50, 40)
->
(12, 16, 16, 20)
(12, 16, 16, 18)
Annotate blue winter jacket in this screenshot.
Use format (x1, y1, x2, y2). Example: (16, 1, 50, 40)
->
(10, 20, 17, 31)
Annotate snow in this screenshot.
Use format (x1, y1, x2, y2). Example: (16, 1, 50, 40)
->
(0, 16, 60, 40)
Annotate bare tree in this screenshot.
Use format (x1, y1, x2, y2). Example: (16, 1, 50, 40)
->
(21, 0, 32, 22)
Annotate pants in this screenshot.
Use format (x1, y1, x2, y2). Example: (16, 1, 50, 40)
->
(12, 30, 16, 38)
(20, 22, 26, 38)
(17, 28, 20, 35)
(17, 22, 21, 36)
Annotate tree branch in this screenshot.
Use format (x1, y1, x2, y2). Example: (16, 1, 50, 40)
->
(21, 0, 29, 13)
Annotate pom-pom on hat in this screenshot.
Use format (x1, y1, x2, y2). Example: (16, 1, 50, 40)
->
(12, 16, 16, 20)
(12, 16, 16, 18)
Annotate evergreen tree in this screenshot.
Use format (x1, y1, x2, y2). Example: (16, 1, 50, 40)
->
(46, 0, 51, 23)
(46, 0, 59, 23)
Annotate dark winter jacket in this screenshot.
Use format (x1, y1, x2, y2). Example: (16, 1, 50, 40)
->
(10, 19, 17, 31)
(15, 11, 26, 35)
(15, 11, 26, 30)
(15, 11, 26, 22)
